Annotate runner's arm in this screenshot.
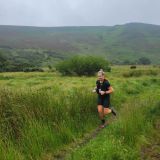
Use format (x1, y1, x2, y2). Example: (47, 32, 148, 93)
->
(105, 86, 114, 94)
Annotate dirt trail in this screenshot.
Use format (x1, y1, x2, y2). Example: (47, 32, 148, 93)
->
(53, 119, 160, 160)
(53, 119, 115, 160)
(53, 127, 101, 160)
(141, 120, 160, 160)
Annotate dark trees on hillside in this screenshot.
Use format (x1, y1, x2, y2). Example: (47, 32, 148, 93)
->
(138, 57, 151, 65)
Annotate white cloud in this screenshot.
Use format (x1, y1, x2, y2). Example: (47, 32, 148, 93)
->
(0, 0, 159, 26)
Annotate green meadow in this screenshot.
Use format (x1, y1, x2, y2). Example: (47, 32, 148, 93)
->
(0, 65, 160, 160)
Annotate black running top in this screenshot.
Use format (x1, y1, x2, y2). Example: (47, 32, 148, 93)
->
(96, 79, 111, 97)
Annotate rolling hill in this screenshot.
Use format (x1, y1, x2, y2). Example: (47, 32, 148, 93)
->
(0, 23, 160, 70)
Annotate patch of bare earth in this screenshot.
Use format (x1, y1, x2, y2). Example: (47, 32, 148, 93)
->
(141, 120, 160, 160)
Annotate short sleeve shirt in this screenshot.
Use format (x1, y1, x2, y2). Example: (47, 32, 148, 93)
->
(96, 79, 111, 98)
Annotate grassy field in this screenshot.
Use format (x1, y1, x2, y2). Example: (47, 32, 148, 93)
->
(0, 65, 160, 160)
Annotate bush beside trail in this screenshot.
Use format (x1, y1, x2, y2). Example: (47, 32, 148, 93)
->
(56, 56, 111, 76)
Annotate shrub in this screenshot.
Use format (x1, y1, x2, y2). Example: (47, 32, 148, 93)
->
(56, 56, 110, 76)
(23, 68, 44, 72)
(130, 65, 136, 69)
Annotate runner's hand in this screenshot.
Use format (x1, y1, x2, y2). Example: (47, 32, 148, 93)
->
(100, 91, 105, 95)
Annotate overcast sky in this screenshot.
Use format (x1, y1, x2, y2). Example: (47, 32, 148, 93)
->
(0, 0, 160, 27)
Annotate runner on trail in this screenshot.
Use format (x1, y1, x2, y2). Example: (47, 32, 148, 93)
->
(93, 69, 116, 128)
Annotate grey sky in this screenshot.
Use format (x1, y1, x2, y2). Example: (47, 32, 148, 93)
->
(0, 0, 160, 26)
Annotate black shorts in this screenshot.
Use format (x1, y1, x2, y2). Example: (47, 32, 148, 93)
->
(97, 96, 110, 108)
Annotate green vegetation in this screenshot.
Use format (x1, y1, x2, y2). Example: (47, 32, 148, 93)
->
(0, 23, 160, 72)
(0, 87, 97, 160)
(56, 55, 110, 76)
(0, 66, 159, 159)
(138, 57, 151, 65)
(0, 49, 64, 72)
(123, 68, 159, 77)
(67, 92, 160, 160)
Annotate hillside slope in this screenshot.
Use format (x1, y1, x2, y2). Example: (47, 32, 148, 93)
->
(0, 23, 160, 66)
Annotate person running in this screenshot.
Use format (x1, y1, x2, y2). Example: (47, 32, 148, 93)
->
(93, 69, 116, 128)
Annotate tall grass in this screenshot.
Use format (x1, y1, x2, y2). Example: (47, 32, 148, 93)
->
(66, 90, 160, 160)
(0, 86, 98, 159)
(0, 69, 159, 160)
(123, 68, 160, 77)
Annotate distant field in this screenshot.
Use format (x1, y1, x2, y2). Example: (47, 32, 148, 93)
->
(0, 65, 159, 88)
(0, 65, 160, 160)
